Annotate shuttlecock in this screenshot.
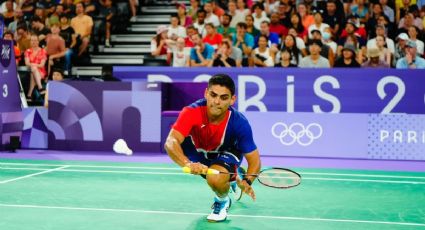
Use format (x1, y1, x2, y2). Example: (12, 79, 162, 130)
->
(113, 139, 133, 156)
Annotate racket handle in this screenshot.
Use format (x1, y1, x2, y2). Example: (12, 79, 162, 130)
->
(182, 166, 220, 175)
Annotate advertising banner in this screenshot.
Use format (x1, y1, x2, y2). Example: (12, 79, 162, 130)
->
(114, 67, 425, 114)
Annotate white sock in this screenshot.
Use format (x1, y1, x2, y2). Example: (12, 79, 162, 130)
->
(215, 195, 229, 203)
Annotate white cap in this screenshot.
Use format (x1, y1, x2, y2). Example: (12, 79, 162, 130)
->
(397, 33, 409, 40)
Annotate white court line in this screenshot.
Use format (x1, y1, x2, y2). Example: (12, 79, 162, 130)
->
(0, 166, 69, 184)
(1, 167, 425, 185)
(0, 203, 424, 227)
(2, 162, 425, 180)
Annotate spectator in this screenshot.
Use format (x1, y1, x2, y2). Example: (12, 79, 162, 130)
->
(277, 34, 303, 66)
(184, 25, 197, 47)
(375, 35, 392, 66)
(188, 0, 201, 21)
(211, 1, 225, 18)
(21, 0, 36, 19)
(396, 0, 419, 23)
(396, 40, 425, 68)
(334, 44, 361, 67)
(190, 33, 214, 67)
(322, 27, 337, 55)
(62, 0, 76, 17)
(362, 48, 390, 67)
(31, 16, 51, 46)
(98, 0, 116, 47)
(309, 29, 335, 66)
(45, 23, 66, 77)
(44, 67, 64, 108)
(337, 19, 366, 59)
(398, 12, 423, 33)
(211, 41, 237, 67)
(394, 32, 409, 61)
(129, 0, 139, 22)
(82, 0, 97, 18)
(277, 0, 293, 28)
(254, 21, 279, 50)
(46, 4, 64, 28)
(275, 49, 297, 67)
(168, 14, 187, 40)
(59, 14, 76, 52)
(151, 25, 170, 59)
(269, 12, 288, 38)
(350, 0, 369, 24)
(264, 0, 280, 15)
(380, 0, 395, 23)
(167, 37, 190, 67)
(24, 34, 47, 101)
(323, 0, 345, 36)
(217, 13, 236, 38)
(16, 26, 31, 60)
(308, 11, 329, 39)
(194, 9, 207, 37)
(228, 0, 245, 28)
(298, 3, 314, 29)
(204, 1, 220, 27)
(289, 12, 307, 42)
(408, 26, 424, 55)
(252, 3, 269, 30)
(177, 3, 193, 28)
(2, 30, 21, 64)
(70, 2, 93, 56)
(245, 14, 260, 37)
(367, 24, 395, 54)
(287, 27, 307, 56)
(236, 0, 251, 18)
(222, 36, 243, 67)
(299, 39, 330, 68)
(1, 0, 14, 27)
(203, 23, 223, 49)
(232, 22, 254, 66)
(252, 35, 275, 67)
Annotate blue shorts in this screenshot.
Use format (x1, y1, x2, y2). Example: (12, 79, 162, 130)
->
(181, 138, 242, 179)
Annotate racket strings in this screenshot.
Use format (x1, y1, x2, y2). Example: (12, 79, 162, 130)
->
(258, 169, 301, 188)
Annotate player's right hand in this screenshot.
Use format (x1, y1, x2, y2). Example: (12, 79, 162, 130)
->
(186, 162, 208, 175)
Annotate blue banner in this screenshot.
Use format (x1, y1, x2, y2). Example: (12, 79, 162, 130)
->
(114, 67, 425, 114)
(0, 39, 21, 113)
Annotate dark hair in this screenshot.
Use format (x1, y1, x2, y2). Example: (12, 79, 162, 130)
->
(223, 13, 232, 21)
(291, 13, 305, 34)
(208, 74, 235, 96)
(3, 30, 14, 39)
(197, 9, 207, 16)
(32, 16, 43, 23)
(236, 22, 247, 29)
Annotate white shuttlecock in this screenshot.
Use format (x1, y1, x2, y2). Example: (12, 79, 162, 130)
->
(113, 139, 133, 156)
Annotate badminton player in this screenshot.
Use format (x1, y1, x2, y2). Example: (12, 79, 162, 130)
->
(165, 74, 261, 222)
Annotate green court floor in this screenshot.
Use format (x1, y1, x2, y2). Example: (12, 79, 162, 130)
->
(0, 159, 424, 230)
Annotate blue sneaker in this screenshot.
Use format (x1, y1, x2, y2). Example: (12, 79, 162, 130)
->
(230, 167, 246, 201)
(207, 196, 232, 222)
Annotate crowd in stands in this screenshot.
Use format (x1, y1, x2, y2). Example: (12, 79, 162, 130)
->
(1, 0, 133, 103)
(151, 0, 425, 69)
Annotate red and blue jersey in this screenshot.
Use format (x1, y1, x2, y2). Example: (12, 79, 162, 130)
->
(172, 99, 257, 156)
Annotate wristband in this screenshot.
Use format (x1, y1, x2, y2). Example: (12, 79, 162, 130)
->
(243, 177, 252, 185)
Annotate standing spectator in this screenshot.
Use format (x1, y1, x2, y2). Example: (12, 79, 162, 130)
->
(308, 11, 329, 39)
(252, 3, 269, 30)
(334, 44, 361, 67)
(25, 34, 47, 101)
(168, 14, 187, 40)
(211, 41, 236, 67)
(203, 23, 223, 49)
(99, 0, 116, 47)
(129, 0, 139, 22)
(45, 23, 66, 77)
(204, 1, 220, 27)
(177, 3, 193, 28)
(269, 12, 288, 38)
(252, 35, 275, 67)
(70, 2, 93, 56)
(217, 13, 236, 38)
(190, 33, 215, 67)
(396, 40, 425, 68)
(299, 39, 330, 68)
(408, 26, 424, 55)
(362, 48, 390, 67)
(232, 22, 254, 66)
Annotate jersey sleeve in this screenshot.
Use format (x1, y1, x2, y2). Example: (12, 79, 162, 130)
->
(236, 116, 257, 155)
(172, 107, 197, 137)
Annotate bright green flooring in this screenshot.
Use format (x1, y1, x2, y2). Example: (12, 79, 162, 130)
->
(0, 159, 424, 230)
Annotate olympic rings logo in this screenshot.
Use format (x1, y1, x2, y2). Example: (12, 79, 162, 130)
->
(271, 122, 323, 146)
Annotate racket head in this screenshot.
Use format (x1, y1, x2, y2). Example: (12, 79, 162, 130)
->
(257, 167, 301, 189)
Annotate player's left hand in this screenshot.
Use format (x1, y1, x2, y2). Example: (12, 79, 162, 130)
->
(236, 177, 256, 201)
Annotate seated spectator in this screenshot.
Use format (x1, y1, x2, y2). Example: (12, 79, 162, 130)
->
(367, 25, 395, 54)
(252, 2, 269, 30)
(211, 41, 237, 67)
(232, 22, 254, 66)
(254, 21, 279, 50)
(211, 1, 225, 18)
(177, 3, 193, 28)
(44, 67, 64, 107)
(168, 14, 187, 40)
(380, 0, 394, 23)
(70, 2, 93, 56)
(184, 25, 197, 48)
(275, 49, 298, 67)
(277, 0, 292, 28)
(228, 0, 246, 28)
(45, 23, 66, 77)
(194, 9, 207, 37)
(322, 27, 337, 55)
(151, 25, 170, 59)
(1, 0, 15, 27)
(2, 30, 21, 64)
(299, 39, 330, 68)
(308, 11, 330, 39)
(407, 26, 424, 55)
(398, 12, 423, 33)
(396, 40, 425, 68)
(16, 26, 31, 63)
(167, 37, 190, 67)
(366, 3, 385, 37)
(337, 20, 366, 59)
(264, 0, 280, 15)
(309, 29, 335, 66)
(396, 0, 419, 23)
(203, 23, 223, 49)
(375, 35, 392, 66)
(323, 0, 345, 36)
(82, 0, 97, 18)
(188, 0, 201, 21)
(204, 1, 220, 27)
(286, 27, 307, 56)
(394, 33, 409, 62)
(277, 33, 303, 66)
(269, 12, 288, 38)
(297, 3, 314, 29)
(334, 44, 361, 67)
(362, 48, 390, 68)
(252, 35, 275, 67)
(24, 34, 48, 101)
(289, 13, 308, 42)
(350, 0, 369, 24)
(190, 33, 214, 67)
(222, 37, 243, 67)
(236, 0, 251, 19)
(7, 9, 25, 34)
(217, 13, 236, 38)
(31, 16, 51, 46)
(245, 14, 260, 37)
